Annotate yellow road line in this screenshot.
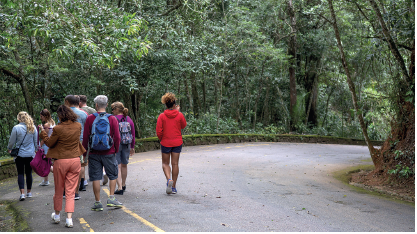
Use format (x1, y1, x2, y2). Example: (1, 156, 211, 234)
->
(103, 188, 164, 232)
(129, 158, 152, 165)
(79, 218, 94, 232)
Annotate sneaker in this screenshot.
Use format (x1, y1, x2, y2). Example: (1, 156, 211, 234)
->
(84, 180, 88, 186)
(172, 188, 177, 194)
(102, 174, 109, 186)
(114, 189, 124, 195)
(19, 194, 25, 201)
(107, 197, 123, 207)
(51, 212, 60, 223)
(65, 219, 73, 228)
(91, 201, 103, 211)
(74, 193, 80, 200)
(122, 185, 126, 191)
(26, 192, 32, 198)
(63, 191, 65, 198)
(166, 179, 173, 194)
(39, 181, 50, 186)
(79, 185, 86, 191)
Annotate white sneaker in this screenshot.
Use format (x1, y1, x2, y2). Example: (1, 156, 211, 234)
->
(65, 218, 73, 228)
(39, 181, 50, 186)
(26, 192, 32, 198)
(51, 212, 60, 223)
(84, 180, 88, 186)
(19, 194, 25, 201)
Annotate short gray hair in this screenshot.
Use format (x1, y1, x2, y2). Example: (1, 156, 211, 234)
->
(94, 95, 108, 109)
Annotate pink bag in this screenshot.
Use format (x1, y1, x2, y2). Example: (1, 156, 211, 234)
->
(30, 148, 52, 177)
(30, 126, 52, 177)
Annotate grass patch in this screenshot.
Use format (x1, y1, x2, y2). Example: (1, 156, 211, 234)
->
(0, 200, 30, 232)
(333, 165, 414, 206)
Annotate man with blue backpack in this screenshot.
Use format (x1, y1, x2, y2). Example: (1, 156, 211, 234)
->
(82, 95, 123, 211)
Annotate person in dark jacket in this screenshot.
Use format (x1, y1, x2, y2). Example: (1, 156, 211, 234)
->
(156, 93, 187, 194)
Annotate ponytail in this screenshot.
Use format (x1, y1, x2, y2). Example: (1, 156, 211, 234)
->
(111, 102, 128, 117)
(123, 108, 129, 117)
(17, 112, 35, 134)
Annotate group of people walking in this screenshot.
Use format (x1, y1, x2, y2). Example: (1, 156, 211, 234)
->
(7, 93, 186, 228)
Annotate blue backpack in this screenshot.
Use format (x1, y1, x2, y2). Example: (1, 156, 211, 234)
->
(90, 113, 114, 151)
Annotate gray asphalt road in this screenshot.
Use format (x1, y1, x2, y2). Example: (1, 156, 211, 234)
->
(1, 142, 414, 232)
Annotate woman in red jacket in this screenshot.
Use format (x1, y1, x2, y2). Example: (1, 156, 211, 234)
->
(156, 93, 187, 194)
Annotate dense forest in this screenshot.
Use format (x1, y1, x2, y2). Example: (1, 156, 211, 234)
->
(0, 0, 414, 183)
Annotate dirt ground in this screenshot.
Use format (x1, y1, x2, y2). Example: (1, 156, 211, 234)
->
(350, 169, 415, 203)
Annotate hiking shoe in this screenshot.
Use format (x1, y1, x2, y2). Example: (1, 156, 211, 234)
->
(114, 189, 124, 195)
(122, 185, 126, 191)
(51, 212, 60, 223)
(26, 192, 32, 198)
(19, 194, 25, 201)
(84, 180, 88, 186)
(74, 193, 80, 200)
(39, 181, 50, 186)
(172, 188, 177, 194)
(65, 219, 73, 228)
(91, 202, 103, 211)
(102, 174, 109, 186)
(107, 197, 123, 207)
(166, 179, 173, 194)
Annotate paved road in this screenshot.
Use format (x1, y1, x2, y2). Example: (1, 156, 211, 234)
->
(1, 142, 414, 232)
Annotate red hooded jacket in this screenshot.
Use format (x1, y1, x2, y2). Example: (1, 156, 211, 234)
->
(156, 109, 187, 147)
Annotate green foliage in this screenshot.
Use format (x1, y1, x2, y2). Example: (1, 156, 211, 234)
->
(388, 165, 415, 179)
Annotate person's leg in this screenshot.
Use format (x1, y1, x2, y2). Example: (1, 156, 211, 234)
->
(103, 154, 123, 206)
(15, 157, 25, 194)
(64, 158, 81, 215)
(103, 154, 118, 196)
(78, 166, 85, 190)
(162, 153, 171, 180)
(121, 164, 128, 187)
(88, 154, 102, 202)
(171, 152, 180, 188)
(116, 164, 122, 190)
(53, 160, 67, 215)
(120, 144, 129, 188)
(24, 157, 33, 193)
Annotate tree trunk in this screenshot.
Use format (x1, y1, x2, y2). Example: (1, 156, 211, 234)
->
(202, 75, 206, 113)
(322, 87, 334, 127)
(183, 74, 193, 113)
(305, 75, 318, 126)
(288, 0, 297, 131)
(328, 0, 378, 168)
(253, 61, 266, 129)
(13, 51, 34, 116)
(368, 0, 410, 85)
(190, 72, 200, 117)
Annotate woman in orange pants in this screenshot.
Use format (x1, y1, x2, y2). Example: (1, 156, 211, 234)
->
(39, 105, 86, 228)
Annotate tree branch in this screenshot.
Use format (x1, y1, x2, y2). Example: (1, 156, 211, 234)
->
(160, 1, 183, 16)
(362, 36, 413, 51)
(0, 68, 21, 81)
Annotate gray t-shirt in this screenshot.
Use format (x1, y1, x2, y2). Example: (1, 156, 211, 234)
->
(81, 106, 97, 115)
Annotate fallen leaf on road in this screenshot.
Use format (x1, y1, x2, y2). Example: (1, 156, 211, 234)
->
(110, 222, 114, 224)
(221, 223, 226, 226)
(216, 196, 221, 198)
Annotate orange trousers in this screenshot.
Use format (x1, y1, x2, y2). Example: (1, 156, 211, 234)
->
(53, 157, 81, 213)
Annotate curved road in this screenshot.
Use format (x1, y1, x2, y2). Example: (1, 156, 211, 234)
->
(1, 142, 414, 232)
